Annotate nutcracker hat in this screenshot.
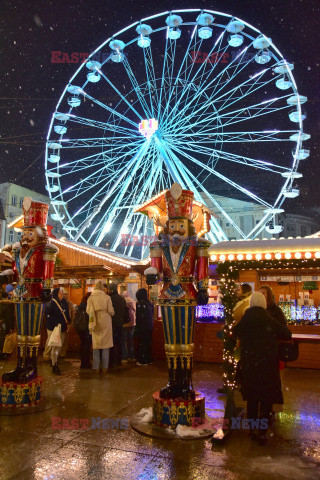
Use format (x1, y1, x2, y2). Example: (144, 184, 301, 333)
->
(165, 183, 194, 220)
(22, 197, 49, 229)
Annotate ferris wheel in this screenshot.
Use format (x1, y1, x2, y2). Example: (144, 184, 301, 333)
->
(45, 9, 309, 259)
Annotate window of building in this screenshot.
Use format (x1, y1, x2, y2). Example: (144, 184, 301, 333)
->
(20, 198, 23, 208)
(226, 223, 230, 227)
(9, 230, 14, 242)
(9, 212, 14, 218)
(11, 195, 17, 206)
(256, 219, 260, 224)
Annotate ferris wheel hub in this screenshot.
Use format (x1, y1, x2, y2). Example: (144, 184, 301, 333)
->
(139, 118, 159, 139)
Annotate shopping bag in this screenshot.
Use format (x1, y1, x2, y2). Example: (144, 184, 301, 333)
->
(48, 324, 62, 348)
(2, 331, 17, 354)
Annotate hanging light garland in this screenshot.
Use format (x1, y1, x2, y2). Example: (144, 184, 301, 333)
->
(216, 262, 239, 389)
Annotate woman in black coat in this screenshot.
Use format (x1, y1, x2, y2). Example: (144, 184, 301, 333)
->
(134, 288, 154, 366)
(232, 291, 291, 444)
(45, 287, 70, 375)
(74, 292, 92, 369)
(259, 284, 287, 326)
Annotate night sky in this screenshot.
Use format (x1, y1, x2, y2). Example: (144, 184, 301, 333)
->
(1, 0, 319, 217)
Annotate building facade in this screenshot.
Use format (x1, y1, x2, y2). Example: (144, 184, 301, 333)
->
(201, 193, 319, 241)
(0, 183, 63, 247)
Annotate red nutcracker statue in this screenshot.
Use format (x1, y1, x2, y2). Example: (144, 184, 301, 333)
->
(0, 197, 58, 384)
(144, 183, 211, 400)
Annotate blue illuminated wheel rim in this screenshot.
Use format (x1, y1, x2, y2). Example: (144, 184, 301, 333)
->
(46, 9, 309, 259)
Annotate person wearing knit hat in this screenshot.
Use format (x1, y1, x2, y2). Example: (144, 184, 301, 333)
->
(232, 290, 291, 446)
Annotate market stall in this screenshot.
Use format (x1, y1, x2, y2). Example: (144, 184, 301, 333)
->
(206, 236, 320, 369)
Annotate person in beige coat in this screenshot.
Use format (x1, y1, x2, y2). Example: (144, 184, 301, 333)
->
(86, 281, 114, 372)
(233, 283, 252, 325)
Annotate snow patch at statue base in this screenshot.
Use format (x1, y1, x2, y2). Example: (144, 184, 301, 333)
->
(136, 408, 216, 438)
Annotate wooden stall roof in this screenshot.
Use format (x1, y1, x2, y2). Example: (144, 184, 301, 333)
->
(51, 237, 148, 275)
(54, 265, 124, 280)
(209, 237, 320, 262)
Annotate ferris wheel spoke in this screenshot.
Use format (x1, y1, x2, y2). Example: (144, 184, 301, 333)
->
(157, 35, 177, 118)
(122, 56, 153, 118)
(158, 24, 202, 124)
(68, 143, 145, 208)
(158, 145, 231, 241)
(93, 69, 144, 120)
(110, 163, 159, 251)
(75, 91, 139, 128)
(167, 141, 272, 208)
(169, 140, 291, 174)
(142, 45, 161, 118)
(170, 96, 291, 137)
(91, 139, 152, 245)
(59, 136, 143, 148)
(73, 138, 151, 241)
(90, 148, 156, 248)
(177, 68, 272, 130)
(58, 112, 139, 136)
(167, 29, 229, 125)
(165, 44, 252, 128)
(214, 70, 280, 113)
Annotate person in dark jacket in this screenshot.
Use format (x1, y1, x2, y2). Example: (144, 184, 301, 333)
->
(45, 287, 71, 375)
(259, 284, 287, 326)
(232, 291, 291, 445)
(259, 284, 288, 418)
(108, 283, 127, 366)
(134, 288, 154, 366)
(75, 292, 92, 369)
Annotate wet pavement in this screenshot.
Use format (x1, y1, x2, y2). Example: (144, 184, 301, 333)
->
(0, 357, 319, 480)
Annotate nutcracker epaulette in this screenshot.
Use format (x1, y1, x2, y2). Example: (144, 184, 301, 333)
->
(44, 243, 59, 254)
(197, 238, 211, 249)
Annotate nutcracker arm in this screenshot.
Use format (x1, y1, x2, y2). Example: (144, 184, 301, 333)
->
(196, 239, 211, 305)
(148, 240, 163, 284)
(43, 243, 59, 292)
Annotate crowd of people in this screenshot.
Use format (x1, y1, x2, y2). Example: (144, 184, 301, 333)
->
(1, 278, 292, 446)
(42, 282, 154, 376)
(231, 283, 292, 446)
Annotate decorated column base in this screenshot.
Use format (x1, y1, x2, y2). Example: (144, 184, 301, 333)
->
(152, 391, 205, 427)
(0, 376, 44, 409)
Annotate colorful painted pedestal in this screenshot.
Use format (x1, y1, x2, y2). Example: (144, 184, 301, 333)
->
(0, 376, 44, 409)
(152, 391, 205, 427)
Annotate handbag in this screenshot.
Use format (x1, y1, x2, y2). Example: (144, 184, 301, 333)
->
(278, 340, 299, 362)
(74, 307, 89, 333)
(123, 305, 131, 325)
(2, 332, 17, 354)
(48, 324, 62, 348)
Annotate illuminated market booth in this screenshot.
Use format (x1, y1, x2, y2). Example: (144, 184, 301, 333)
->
(4, 214, 148, 353)
(206, 236, 320, 369)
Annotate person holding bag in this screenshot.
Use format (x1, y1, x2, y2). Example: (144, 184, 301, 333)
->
(45, 287, 70, 375)
(86, 281, 114, 373)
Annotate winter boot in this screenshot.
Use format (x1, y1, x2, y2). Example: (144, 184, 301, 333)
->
(2, 344, 26, 382)
(180, 357, 195, 400)
(160, 357, 179, 398)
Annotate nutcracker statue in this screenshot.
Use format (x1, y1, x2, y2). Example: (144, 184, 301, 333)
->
(136, 183, 211, 427)
(0, 197, 58, 391)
